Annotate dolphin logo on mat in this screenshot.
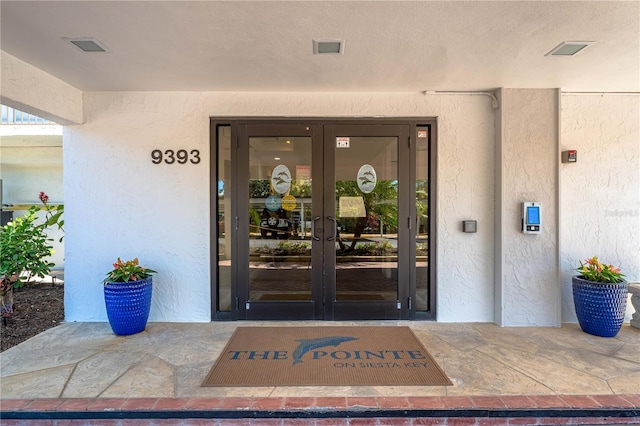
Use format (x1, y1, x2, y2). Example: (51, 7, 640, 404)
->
(292, 336, 358, 365)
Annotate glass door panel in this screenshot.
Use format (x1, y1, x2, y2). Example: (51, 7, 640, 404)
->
(248, 135, 313, 302)
(415, 126, 430, 312)
(334, 136, 399, 302)
(237, 123, 322, 320)
(324, 124, 410, 320)
(216, 125, 232, 313)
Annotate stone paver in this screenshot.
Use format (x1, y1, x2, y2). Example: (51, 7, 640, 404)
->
(1, 322, 639, 399)
(1, 322, 639, 423)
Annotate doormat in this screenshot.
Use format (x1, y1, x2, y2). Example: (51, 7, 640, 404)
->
(202, 326, 452, 387)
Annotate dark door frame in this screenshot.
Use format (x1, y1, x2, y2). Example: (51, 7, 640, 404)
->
(210, 118, 438, 321)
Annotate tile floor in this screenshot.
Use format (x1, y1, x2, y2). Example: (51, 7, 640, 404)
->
(1, 321, 639, 424)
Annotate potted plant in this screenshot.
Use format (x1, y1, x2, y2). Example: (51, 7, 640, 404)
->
(103, 257, 156, 336)
(573, 256, 627, 337)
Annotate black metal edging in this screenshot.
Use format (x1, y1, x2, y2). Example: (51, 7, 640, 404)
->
(2, 408, 639, 420)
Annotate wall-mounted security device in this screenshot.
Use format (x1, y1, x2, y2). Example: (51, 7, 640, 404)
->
(561, 150, 577, 163)
(462, 220, 477, 233)
(522, 202, 541, 234)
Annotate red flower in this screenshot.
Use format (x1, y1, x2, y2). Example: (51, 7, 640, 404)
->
(39, 192, 49, 204)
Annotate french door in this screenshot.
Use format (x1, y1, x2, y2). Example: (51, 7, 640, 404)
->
(215, 120, 433, 320)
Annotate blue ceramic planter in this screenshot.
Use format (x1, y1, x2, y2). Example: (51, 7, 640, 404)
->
(572, 275, 627, 338)
(104, 277, 153, 336)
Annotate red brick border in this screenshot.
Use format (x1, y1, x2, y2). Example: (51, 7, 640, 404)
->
(1, 395, 638, 425)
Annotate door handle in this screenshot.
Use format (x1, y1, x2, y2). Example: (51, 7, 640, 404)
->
(327, 216, 337, 241)
(311, 216, 321, 241)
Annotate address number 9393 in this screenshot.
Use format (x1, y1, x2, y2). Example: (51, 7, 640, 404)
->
(151, 149, 201, 165)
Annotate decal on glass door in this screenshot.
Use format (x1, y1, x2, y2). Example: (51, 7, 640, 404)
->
(357, 164, 377, 194)
(271, 165, 291, 194)
(336, 137, 350, 148)
(265, 195, 281, 211)
(281, 194, 297, 211)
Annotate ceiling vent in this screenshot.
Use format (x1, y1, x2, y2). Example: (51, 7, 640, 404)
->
(545, 41, 594, 56)
(63, 37, 109, 53)
(313, 39, 345, 55)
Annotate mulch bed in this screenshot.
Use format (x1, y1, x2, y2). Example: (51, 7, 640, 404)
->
(1, 283, 64, 352)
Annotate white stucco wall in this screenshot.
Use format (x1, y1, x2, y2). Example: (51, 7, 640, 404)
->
(433, 97, 496, 322)
(61, 90, 640, 325)
(64, 91, 497, 322)
(560, 94, 640, 322)
(64, 93, 211, 321)
(497, 89, 560, 326)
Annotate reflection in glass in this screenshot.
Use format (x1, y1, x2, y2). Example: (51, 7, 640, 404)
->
(334, 137, 398, 301)
(248, 136, 313, 301)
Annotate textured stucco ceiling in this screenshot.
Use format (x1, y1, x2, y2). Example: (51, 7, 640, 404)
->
(1, 1, 638, 92)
